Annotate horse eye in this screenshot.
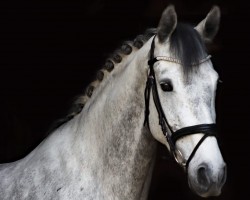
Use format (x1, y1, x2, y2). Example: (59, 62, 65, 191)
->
(160, 82, 173, 92)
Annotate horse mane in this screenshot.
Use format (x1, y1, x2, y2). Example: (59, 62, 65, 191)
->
(49, 23, 207, 132)
(49, 28, 157, 132)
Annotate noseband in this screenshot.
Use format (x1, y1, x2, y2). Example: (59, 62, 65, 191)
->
(144, 36, 216, 169)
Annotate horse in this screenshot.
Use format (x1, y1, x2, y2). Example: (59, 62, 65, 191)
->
(0, 5, 227, 199)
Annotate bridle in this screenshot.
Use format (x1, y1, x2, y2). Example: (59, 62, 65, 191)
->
(144, 36, 217, 170)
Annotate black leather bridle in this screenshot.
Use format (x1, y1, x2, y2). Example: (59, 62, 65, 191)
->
(144, 36, 217, 169)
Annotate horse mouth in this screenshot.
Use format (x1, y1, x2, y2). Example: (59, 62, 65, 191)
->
(188, 176, 222, 197)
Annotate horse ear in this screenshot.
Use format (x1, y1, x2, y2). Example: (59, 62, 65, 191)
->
(157, 5, 177, 43)
(195, 6, 221, 43)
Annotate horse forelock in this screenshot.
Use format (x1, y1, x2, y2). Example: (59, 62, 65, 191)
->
(169, 23, 207, 76)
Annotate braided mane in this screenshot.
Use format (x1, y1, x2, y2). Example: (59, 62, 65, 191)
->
(49, 28, 157, 132)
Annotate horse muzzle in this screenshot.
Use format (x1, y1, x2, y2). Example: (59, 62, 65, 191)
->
(188, 162, 227, 197)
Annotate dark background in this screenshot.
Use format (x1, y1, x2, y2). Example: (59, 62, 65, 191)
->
(0, 0, 249, 199)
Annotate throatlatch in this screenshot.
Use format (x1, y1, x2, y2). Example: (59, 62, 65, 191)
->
(144, 36, 217, 169)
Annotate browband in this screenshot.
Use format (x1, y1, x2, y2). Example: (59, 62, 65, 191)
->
(148, 55, 212, 66)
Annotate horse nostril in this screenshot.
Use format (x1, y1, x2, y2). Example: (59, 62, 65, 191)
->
(219, 164, 227, 186)
(197, 164, 210, 187)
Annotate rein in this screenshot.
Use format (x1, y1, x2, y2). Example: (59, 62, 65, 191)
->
(144, 36, 217, 169)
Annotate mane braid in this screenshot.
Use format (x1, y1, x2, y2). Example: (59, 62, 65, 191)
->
(48, 28, 157, 133)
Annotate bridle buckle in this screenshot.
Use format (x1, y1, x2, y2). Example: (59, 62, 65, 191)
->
(173, 149, 186, 169)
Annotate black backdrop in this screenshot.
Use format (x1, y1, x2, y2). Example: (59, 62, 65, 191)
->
(0, 0, 249, 199)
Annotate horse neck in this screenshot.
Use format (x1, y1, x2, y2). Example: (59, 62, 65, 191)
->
(72, 37, 157, 195)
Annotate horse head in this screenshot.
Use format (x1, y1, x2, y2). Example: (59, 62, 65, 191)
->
(146, 5, 226, 197)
